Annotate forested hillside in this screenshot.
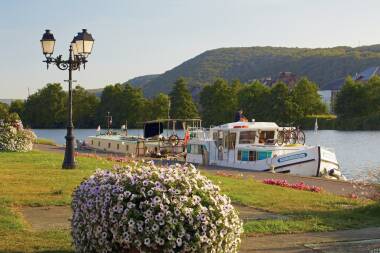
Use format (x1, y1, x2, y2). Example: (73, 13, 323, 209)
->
(133, 45, 380, 97)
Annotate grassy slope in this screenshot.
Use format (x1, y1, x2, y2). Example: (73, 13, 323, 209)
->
(0, 151, 378, 252)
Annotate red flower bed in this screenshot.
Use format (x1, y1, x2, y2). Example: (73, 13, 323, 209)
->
(263, 178, 322, 192)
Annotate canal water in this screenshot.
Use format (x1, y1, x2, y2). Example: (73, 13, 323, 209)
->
(33, 129, 380, 180)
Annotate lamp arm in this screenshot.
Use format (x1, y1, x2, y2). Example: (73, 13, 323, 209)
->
(43, 54, 87, 71)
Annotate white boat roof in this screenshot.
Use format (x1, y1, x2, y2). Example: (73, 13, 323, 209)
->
(212, 121, 279, 131)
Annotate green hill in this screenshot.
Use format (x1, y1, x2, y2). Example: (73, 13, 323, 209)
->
(133, 45, 380, 97)
(126, 74, 160, 88)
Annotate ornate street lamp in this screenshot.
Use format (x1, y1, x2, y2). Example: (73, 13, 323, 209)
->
(40, 29, 94, 169)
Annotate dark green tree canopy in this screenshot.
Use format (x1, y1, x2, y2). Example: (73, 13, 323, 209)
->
(9, 100, 25, 120)
(0, 102, 9, 120)
(149, 93, 170, 120)
(200, 79, 238, 126)
(238, 81, 271, 122)
(169, 78, 199, 119)
(98, 83, 149, 128)
(291, 78, 327, 115)
(73, 85, 100, 128)
(23, 83, 67, 128)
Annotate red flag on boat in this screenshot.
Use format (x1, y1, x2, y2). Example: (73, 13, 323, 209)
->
(184, 130, 190, 145)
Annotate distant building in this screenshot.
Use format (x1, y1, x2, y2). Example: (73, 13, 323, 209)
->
(252, 72, 299, 89)
(319, 66, 380, 113)
(0, 99, 15, 105)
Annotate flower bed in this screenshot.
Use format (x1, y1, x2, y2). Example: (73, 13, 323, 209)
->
(0, 122, 36, 152)
(263, 178, 322, 192)
(72, 162, 243, 253)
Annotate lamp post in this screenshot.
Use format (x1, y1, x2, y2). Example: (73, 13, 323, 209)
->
(40, 29, 94, 169)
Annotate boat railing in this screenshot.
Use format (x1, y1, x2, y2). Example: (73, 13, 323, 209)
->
(188, 127, 210, 140)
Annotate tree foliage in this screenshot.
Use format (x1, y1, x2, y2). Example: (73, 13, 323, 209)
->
(97, 83, 149, 128)
(335, 77, 380, 130)
(149, 93, 170, 120)
(23, 83, 67, 128)
(73, 86, 100, 128)
(0, 102, 9, 120)
(291, 78, 327, 115)
(169, 78, 199, 119)
(9, 100, 25, 120)
(200, 79, 239, 126)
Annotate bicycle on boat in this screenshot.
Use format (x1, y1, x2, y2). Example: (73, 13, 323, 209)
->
(276, 126, 305, 145)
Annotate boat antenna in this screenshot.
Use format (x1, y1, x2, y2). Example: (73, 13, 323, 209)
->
(167, 99, 171, 134)
(105, 112, 112, 134)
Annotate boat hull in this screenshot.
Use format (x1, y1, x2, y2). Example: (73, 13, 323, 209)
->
(187, 144, 341, 178)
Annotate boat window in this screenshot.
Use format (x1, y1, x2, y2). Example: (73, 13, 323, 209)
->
(189, 144, 203, 154)
(257, 151, 272, 160)
(259, 131, 275, 144)
(126, 145, 129, 151)
(227, 132, 236, 149)
(213, 132, 218, 140)
(98, 141, 100, 147)
(237, 150, 256, 161)
(249, 151, 256, 161)
(239, 131, 256, 144)
(91, 140, 94, 145)
(108, 143, 111, 148)
(117, 144, 120, 150)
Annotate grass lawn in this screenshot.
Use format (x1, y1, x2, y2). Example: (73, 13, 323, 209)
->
(0, 150, 379, 252)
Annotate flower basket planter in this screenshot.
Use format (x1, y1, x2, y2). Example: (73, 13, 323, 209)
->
(71, 162, 243, 253)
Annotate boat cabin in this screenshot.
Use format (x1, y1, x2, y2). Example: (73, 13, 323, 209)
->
(186, 121, 282, 167)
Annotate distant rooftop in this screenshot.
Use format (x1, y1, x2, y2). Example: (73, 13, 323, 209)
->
(354, 66, 380, 81)
(321, 66, 380, 90)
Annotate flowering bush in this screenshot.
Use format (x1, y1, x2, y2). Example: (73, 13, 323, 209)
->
(0, 122, 36, 152)
(263, 178, 322, 192)
(71, 162, 243, 253)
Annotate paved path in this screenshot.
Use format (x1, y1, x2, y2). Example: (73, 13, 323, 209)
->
(20, 205, 380, 253)
(241, 227, 380, 253)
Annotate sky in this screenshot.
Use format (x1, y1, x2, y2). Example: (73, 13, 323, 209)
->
(1, 0, 380, 99)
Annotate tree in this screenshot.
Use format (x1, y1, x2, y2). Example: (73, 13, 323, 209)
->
(98, 84, 125, 127)
(23, 83, 67, 128)
(73, 86, 100, 128)
(237, 81, 271, 122)
(200, 79, 238, 126)
(269, 82, 302, 125)
(335, 77, 371, 119)
(150, 93, 170, 120)
(291, 78, 327, 115)
(98, 83, 149, 128)
(0, 102, 9, 120)
(9, 100, 25, 120)
(169, 78, 199, 119)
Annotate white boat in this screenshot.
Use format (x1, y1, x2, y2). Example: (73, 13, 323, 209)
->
(84, 119, 201, 158)
(186, 121, 344, 179)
